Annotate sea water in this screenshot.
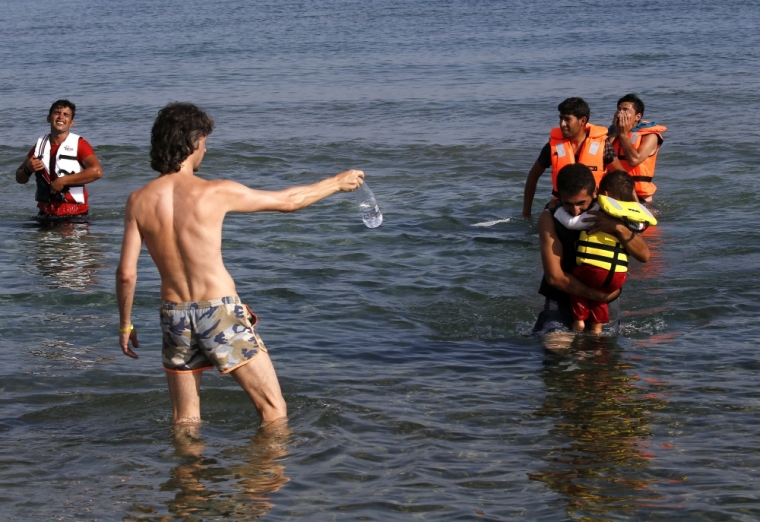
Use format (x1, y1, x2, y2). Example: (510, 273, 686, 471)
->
(1, 0, 760, 520)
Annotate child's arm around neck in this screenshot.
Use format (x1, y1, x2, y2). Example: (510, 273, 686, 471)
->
(553, 203, 601, 230)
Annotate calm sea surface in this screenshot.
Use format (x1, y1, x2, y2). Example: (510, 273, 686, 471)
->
(1, 0, 760, 520)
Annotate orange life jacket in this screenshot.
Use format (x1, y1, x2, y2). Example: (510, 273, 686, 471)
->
(550, 124, 608, 196)
(613, 123, 667, 198)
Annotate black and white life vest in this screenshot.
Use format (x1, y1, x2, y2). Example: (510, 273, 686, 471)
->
(33, 132, 85, 204)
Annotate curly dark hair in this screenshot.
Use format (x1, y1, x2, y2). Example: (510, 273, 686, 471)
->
(556, 163, 596, 197)
(557, 97, 590, 121)
(150, 102, 215, 174)
(49, 99, 76, 119)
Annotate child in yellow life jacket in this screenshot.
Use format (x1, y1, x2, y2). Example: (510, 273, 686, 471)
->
(554, 170, 657, 334)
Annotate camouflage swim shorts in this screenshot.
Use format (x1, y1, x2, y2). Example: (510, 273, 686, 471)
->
(160, 296, 267, 374)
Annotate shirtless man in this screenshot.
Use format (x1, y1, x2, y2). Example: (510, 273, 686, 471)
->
(116, 102, 364, 425)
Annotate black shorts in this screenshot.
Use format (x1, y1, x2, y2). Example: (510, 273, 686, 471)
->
(532, 297, 621, 336)
(532, 298, 573, 335)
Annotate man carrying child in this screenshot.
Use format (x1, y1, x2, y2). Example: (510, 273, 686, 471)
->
(552, 170, 656, 333)
(532, 164, 651, 336)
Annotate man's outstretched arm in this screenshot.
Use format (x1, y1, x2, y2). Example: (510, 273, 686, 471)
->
(222, 169, 365, 214)
(116, 195, 142, 358)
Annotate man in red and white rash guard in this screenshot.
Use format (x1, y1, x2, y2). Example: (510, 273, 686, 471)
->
(15, 99, 102, 219)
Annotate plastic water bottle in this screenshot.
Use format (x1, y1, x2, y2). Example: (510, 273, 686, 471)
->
(355, 182, 383, 228)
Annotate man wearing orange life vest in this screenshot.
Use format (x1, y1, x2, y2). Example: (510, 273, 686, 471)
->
(609, 93, 666, 202)
(522, 97, 624, 218)
(15, 100, 103, 220)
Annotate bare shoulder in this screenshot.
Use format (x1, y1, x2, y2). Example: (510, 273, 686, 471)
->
(537, 209, 556, 234)
(203, 178, 259, 206)
(123, 176, 180, 223)
(206, 178, 248, 195)
(124, 185, 146, 211)
(124, 178, 160, 208)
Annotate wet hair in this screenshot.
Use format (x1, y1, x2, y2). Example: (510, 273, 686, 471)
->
(49, 99, 76, 119)
(617, 93, 644, 116)
(557, 97, 590, 121)
(150, 102, 215, 174)
(599, 170, 636, 202)
(556, 163, 596, 198)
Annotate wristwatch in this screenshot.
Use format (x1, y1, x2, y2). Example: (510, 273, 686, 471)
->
(621, 216, 648, 233)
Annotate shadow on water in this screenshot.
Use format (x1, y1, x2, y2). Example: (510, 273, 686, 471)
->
(124, 419, 291, 521)
(529, 335, 666, 520)
(21, 221, 104, 291)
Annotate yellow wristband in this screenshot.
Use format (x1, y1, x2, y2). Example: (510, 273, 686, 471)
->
(119, 324, 134, 334)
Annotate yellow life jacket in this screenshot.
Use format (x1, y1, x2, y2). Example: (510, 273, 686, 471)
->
(576, 231, 629, 273)
(598, 195, 657, 226)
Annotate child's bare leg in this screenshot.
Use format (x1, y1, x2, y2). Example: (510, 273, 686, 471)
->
(589, 322, 604, 334)
(572, 320, 585, 332)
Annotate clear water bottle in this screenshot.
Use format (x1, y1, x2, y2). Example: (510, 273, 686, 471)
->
(355, 182, 383, 228)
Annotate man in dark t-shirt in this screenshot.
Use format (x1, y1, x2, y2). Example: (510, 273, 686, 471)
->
(522, 97, 624, 218)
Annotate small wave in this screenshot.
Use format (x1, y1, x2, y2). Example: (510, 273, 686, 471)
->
(472, 217, 513, 227)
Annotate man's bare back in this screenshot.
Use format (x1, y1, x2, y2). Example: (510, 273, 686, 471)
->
(127, 172, 235, 302)
(121, 136, 364, 304)
(116, 104, 363, 424)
